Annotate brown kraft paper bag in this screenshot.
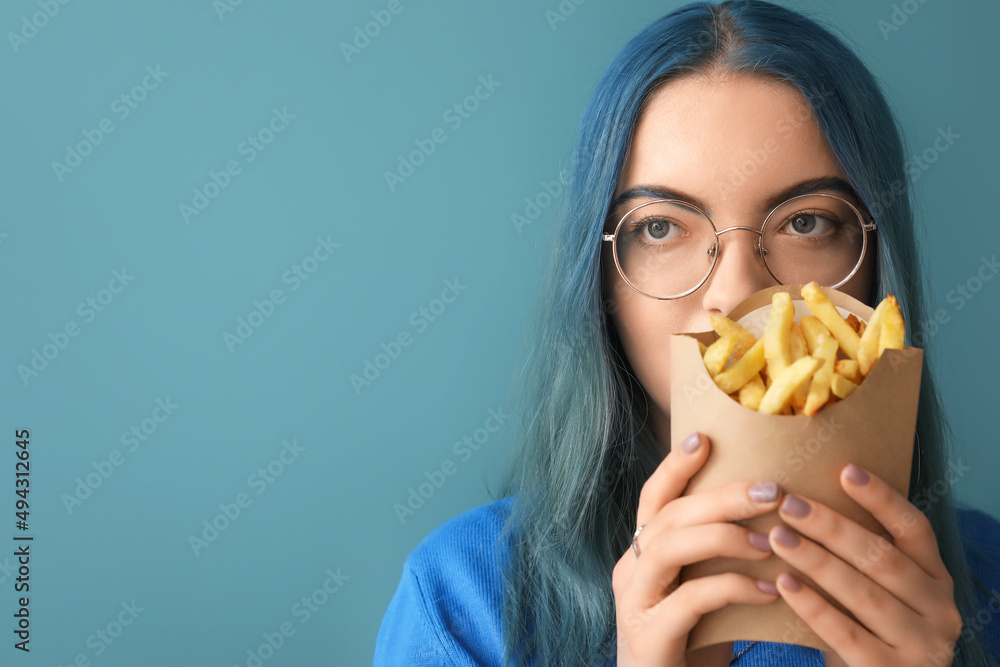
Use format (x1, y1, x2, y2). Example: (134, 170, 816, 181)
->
(669, 284, 923, 652)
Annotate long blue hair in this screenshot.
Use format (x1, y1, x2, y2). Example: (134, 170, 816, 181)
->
(494, 1, 998, 665)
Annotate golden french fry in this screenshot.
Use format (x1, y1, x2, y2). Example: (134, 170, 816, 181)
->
(789, 322, 808, 360)
(846, 313, 862, 334)
(799, 315, 832, 355)
(830, 372, 858, 399)
(857, 320, 867, 337)
(813, 334, 839, 365)
(709, 314, 758, 360)
(856, 303, 885, 376)
(738, 374, 766, 411)
(879, 294, 905, 354)
(697, 339, 709, 357)
(763, 292, 794, 383)
(834, 359, 862, 384)
(803, 335, 838, 416)
(758, 356, 822, 415)
(713, 339, 766, 395)
(788, 322, 809, 410)
(703, 335, 738, 376)
(801, 281, 861, 359)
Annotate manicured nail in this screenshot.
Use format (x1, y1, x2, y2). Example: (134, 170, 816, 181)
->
(756, 579, 778, 595)
(748, 531, 772, 552)
(682, 432, 701, 453)
(748, 481, 778, 503)
(780, 494, 810, 518)
(845, 463, 870, 486)
(778, 572, 802, 592)
(772, 525, 800, 549)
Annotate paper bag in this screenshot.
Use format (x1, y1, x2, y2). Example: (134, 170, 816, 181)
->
(669, 285, 923, 652)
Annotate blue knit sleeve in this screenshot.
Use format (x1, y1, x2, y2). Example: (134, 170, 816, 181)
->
(373, 551, 470, 667)
(374, 498, 513, 666)
(956, 505, 1000, 659)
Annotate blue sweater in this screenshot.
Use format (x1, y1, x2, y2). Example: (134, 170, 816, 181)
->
(375, 496, 1000, 665)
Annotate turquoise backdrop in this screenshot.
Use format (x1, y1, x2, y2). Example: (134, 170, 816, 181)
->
(1, 0, 997, 664)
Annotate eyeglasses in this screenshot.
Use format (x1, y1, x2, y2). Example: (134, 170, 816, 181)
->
(601, 193, 877, 299)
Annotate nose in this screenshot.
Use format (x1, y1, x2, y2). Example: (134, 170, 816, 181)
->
(698, 228, 779, 318)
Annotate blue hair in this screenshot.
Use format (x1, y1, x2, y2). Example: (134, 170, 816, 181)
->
(494, 1, 999, 665)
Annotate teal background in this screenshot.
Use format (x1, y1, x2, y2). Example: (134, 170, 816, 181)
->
(0, 0, 996, 664)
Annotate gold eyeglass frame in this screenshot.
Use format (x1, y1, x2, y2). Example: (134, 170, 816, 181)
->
(601, 192, 878, 300)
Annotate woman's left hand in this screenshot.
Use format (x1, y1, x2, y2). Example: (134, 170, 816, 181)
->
(766, 463, 963, 667)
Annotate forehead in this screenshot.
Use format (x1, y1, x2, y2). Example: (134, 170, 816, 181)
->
(617, 74, 845, 213)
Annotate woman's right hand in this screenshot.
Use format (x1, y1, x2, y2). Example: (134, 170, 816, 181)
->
(612, 431, 785, 667)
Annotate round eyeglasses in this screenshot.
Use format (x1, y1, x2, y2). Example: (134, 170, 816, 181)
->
(601, 193, 877, 300)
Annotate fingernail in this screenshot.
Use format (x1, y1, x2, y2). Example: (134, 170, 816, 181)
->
(777, 572, 802, 592)
(748, 531, 772, 552)
(780, 494, 810, 518)
(756, 579, 778, 595)
(748, 481, 778, 503)
(682, 432, 701, 453)
(772, 525, 800, 549)
(845, 463, 870, 485)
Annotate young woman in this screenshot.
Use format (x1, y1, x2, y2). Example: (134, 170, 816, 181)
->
(374, 2, 1000, 665)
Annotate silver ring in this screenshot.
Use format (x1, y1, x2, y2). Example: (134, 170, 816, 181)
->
(631, 525, 645, 558)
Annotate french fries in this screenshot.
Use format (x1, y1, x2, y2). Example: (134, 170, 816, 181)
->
(713, 339, 766, 395)
(697, 282, 906, 415)
(801, 282, 862, 359)
(803, 335, 838, 416)
(703, 335, 739, 376)
(709, 314, 757, 360)
(758, 356, 821, 415)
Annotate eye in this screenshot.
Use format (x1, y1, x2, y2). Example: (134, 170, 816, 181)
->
(635, 217, 684, 243)
(782, 211, 838, 236)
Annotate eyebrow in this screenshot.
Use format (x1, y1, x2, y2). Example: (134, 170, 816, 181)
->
(607, 176, 862, 220)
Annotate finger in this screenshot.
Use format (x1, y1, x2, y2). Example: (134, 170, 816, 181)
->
(652, 479, 784, 531)
(767, 524, 921, 648)
(838, 463, 951, 584)
(636, 431, 710, 527)
(627, 523, 774, 609)
(775, 572, 891, 666)
(775, 490, 939, 619)
(627, 573, 777, 648)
